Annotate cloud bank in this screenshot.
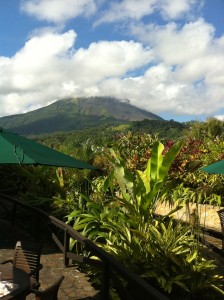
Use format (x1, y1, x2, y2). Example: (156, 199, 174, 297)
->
(0, 0, 223, 121)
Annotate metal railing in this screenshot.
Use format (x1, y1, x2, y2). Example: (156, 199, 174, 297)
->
(0, 193, 169, 300)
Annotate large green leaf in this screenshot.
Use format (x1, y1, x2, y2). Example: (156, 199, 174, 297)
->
(106, 149, 134, 201)
(150, 141, 164, 181)
(159, 140, 182, 180)
(136, 169, 151, 195)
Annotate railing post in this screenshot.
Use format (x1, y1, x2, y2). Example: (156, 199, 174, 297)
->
(64, 228, 70, 267)
(102, 260, 110, 300)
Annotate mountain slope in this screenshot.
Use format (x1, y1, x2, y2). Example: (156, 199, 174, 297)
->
(0, 97, 163, 136)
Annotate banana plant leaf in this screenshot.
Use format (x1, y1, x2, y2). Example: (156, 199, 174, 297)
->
(201, 160, 224, 174)
(0, 127, 95, 169)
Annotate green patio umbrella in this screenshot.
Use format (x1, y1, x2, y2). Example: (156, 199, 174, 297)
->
(0, 127, 95, 169)
(201, 160, 224, 174)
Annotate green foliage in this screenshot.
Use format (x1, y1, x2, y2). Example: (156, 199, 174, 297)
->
(142, 222, 224, 298)
(112, 131, 156, 171)
(62, 137, 224, 298)
(52, 190, 82, 217)
(34, 118, 224, 209)
(184, 118, 224, 141)
(0, 164, 61, 203)
(65, 139, 182, 243)
(104, 140, 182, 222)
(131, 119, 186, 140)
(159, 135, 224, 207)
(3, 116, 224, 299)
(104, 219, 224, 298)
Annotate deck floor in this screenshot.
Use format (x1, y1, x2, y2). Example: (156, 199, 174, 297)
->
(0, 219, 101, 300)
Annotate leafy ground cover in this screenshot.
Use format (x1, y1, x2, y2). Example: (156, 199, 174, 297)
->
(64, 139, 224, 299)
(1, 118, 224, 298)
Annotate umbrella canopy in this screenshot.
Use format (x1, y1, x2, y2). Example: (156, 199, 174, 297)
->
(0, 128, 95, 169)
(201, 160, 224, 174)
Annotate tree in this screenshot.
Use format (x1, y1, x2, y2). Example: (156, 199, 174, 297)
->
(184, 118, 224, 141)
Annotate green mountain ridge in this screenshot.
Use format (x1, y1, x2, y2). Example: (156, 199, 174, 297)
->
(0, 97, 163, 136)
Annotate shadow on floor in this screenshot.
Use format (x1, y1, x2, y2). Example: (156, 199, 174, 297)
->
(0, 218, 101, 300)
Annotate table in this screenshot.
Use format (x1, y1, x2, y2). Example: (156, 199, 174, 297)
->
(0, 264, 29, 299)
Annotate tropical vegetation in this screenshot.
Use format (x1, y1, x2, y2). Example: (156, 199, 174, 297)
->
(1, 117, 224, 298)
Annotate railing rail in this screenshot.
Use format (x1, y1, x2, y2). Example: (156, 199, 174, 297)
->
(0, 193, 169, 300)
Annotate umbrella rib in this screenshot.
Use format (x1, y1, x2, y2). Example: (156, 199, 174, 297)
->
(14, 145, 25, 164)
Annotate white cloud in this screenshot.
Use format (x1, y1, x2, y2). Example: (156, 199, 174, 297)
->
(0, 30, 152, 116)
(130, 19, 215, 65)
(21, 0, 201, 27)
(1, 19, 224, 119)
(159, 0, 199, 20)
(69, 41, 153, 84)
(21, 0, 97, 24)
(126, 18, 224, 116)
(95, 0, 200, 26)
(0, 0, 223, 121)
(94, 64, 213, 115)
(215, 115, 224, 121)
(94, 0, 157, 26)
(0, 30, 76, 94)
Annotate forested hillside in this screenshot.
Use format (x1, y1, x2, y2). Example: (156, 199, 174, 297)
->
(35, 118, 187, 149)
(0, 97, 163, 136)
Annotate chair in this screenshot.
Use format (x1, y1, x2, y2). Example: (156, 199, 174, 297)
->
(29, 276, 65, 300)
(1, 240, 43, 289)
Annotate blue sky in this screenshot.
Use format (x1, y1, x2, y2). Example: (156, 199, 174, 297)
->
(0, 0, 224, 122)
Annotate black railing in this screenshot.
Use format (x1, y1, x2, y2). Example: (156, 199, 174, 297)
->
(200, 226, 224, 257)
(0, 193, 169, 300)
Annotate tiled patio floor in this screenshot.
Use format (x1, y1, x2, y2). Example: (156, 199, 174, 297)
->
(0, 219, 101, 300)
